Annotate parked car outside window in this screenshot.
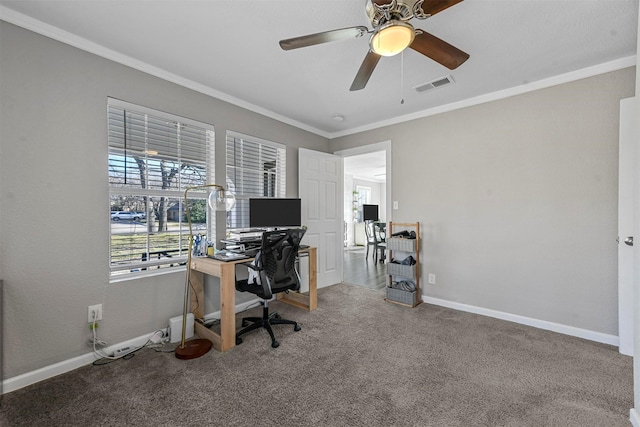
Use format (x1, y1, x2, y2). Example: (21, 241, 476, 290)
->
(110, 211, 146, 221)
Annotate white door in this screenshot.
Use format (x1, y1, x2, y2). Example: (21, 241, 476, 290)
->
(299, 148, 343, 288)
(618, 97, 637, 356)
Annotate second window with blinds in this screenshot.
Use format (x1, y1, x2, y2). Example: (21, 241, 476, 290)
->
(225, 132, 286, 230)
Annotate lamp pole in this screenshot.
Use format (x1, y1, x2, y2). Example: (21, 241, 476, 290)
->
(175, 183, 226, 360)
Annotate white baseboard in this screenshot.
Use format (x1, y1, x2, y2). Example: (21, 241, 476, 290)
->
(2, 295, 622, 394)
(2, 329, 164, 394)
(631, 408, 640, 427)
(422, 295, 619, 346)
(2, 299, 261, 395)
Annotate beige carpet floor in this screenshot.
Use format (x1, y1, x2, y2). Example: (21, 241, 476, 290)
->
(0, 283, 633, 426)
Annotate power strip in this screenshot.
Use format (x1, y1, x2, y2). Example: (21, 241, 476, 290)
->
(112, 346, 132, 357)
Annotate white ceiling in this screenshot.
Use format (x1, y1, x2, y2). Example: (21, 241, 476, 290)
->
(0, 0, 637, 139)
(344, 150, 387, 183)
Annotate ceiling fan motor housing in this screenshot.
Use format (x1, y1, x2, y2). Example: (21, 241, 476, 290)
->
(366, 0, 429, 28)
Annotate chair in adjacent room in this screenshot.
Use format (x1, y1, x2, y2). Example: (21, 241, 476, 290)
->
(235, 228, 306, 348)
(374, 221, 387, 263)
(364, 220, 386, 263)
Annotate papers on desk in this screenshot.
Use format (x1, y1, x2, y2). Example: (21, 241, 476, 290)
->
(209, 252, 249, 262)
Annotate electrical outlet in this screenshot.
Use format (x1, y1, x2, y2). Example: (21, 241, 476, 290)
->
(428, 273, 436, 285)
(88, 304, 103, 322)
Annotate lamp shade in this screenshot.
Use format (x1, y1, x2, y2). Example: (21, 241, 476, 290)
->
(207, 188, 223, 211)
(370, 21, 415, 57)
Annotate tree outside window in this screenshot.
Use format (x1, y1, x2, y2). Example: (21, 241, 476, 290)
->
(108, 99, 214, 278)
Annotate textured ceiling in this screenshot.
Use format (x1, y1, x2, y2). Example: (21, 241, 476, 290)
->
(1, 0, 637, 138)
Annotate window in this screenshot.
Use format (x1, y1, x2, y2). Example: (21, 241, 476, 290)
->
(108, 98, 215, 278)
(225, 132, 286, 229)
(355, 185, 371, 222)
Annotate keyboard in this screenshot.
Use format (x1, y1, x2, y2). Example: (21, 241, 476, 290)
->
(210, 252, 249, 262)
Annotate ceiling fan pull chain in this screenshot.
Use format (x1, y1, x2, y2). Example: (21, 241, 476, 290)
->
(400, 51, 405, 104)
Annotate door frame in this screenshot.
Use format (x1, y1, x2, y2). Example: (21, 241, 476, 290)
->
(334, 140, 392, 279)
(619, 97, 636, 356)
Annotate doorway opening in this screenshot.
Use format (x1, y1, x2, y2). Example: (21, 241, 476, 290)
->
(335, 142, 391, 291)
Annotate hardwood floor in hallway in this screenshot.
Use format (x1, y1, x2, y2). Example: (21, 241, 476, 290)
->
(342, 246, 386, 290)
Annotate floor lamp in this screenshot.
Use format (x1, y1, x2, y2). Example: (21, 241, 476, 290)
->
(175, 183, 233, 360)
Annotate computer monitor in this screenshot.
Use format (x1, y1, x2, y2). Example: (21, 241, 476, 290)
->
(249, 198, 302, 228)
(363, 204, 379, 221)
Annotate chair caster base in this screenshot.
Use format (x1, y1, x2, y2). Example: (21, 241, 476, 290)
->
(271, 340, 280, 348)
(294, 324, 301, 332)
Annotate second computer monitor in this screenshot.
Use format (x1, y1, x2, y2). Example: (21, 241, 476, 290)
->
(249, 198, 302, 229)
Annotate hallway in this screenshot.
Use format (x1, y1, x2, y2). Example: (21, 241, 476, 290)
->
(342, 246, 386, 290)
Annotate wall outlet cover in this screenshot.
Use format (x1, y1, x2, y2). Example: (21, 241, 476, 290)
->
(88, 304, 103, 322)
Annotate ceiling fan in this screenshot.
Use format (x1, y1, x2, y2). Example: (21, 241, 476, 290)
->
(279, 0, 470, 91)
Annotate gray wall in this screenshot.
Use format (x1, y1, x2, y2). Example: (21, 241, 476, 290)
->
(331, 67, 636, 336)
(1, 17, 636, 395)
(0, 22, 328, 378)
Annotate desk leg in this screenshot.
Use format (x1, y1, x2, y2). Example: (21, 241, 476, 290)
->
(308, 247, 317, 311)
(278, 247, 317, 311)
(219, 262, 236, 352)
(190, 264, 236, 352)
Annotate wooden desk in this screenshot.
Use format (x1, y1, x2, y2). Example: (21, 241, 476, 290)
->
(189, 247, 317, 352)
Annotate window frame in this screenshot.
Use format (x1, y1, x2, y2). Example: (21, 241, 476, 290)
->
(355, 185, 372, 223)
(107, 98, 215, 280)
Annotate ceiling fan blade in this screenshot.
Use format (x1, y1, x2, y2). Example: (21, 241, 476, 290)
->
(350, 51, 382, 91)
(419, 0, 464, 17)
(409, 30, 469, 69)
(279, 26, 369, 51)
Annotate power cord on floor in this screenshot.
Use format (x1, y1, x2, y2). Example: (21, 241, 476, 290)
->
(90, 319, 170, 365)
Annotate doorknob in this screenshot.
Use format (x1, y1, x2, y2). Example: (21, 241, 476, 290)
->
(624, 236, 633, 246)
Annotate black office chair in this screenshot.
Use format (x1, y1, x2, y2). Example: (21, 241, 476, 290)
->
(235, 228, 306, 348)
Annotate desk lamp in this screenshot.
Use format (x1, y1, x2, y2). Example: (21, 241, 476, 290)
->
(175, 184, 235, 360)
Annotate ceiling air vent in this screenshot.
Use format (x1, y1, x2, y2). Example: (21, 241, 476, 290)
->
(414, 75, 455, 93)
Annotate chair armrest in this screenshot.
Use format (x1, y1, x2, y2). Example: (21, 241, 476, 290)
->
(241, 261, 261, 272)
(237, 260, 272, 299)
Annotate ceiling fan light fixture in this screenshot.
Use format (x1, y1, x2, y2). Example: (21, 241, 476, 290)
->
(370, 21, 415, 57)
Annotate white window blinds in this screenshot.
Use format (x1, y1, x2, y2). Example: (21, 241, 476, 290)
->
(225, 132, 286, 229)
(108, 98, 215, 279)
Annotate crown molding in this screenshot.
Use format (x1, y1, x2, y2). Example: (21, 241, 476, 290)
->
(329, 55, 637, 138)
(0, 6, 331, 139)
